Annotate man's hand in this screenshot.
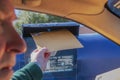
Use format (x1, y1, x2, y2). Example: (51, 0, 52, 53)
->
(30, 47, 50, 72)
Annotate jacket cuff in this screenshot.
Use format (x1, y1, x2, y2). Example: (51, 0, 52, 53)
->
(22, 62, 43, 80)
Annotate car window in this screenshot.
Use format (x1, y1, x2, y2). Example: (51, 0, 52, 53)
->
(13, 1, 120, 80)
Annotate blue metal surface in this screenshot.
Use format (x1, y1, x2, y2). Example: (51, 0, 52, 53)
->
(77, 33, 120, 80)
(14, 33, 120, 80)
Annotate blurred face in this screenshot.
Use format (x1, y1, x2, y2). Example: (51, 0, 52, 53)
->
(0, 0, 26, 80)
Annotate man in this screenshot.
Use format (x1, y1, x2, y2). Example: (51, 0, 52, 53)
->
(0, 0, 51, 80)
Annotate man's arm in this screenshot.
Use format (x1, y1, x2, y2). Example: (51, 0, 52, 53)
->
(11, 47, 51, 80)
(12, 63, 43, 80)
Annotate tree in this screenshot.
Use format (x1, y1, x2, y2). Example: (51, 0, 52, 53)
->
(16, 10, 69, 24)
(14, 10, 69, 34)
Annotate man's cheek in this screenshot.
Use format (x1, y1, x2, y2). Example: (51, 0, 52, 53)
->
(0, 45, 5, 60)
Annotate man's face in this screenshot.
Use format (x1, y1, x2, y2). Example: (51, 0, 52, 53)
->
(0, 0, 26, 80)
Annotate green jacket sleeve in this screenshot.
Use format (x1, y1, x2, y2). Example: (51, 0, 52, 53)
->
(11, 62, 43, 80)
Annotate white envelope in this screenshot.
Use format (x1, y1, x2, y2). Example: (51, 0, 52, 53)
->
(95, 68, 120, 80)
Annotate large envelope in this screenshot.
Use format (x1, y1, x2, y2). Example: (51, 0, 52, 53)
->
(31, 29, 83, 52)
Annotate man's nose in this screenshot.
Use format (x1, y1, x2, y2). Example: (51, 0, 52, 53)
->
(6, 27, 27, 54)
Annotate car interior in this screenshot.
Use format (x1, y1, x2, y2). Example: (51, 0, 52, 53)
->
(12, 0, 120, 80)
